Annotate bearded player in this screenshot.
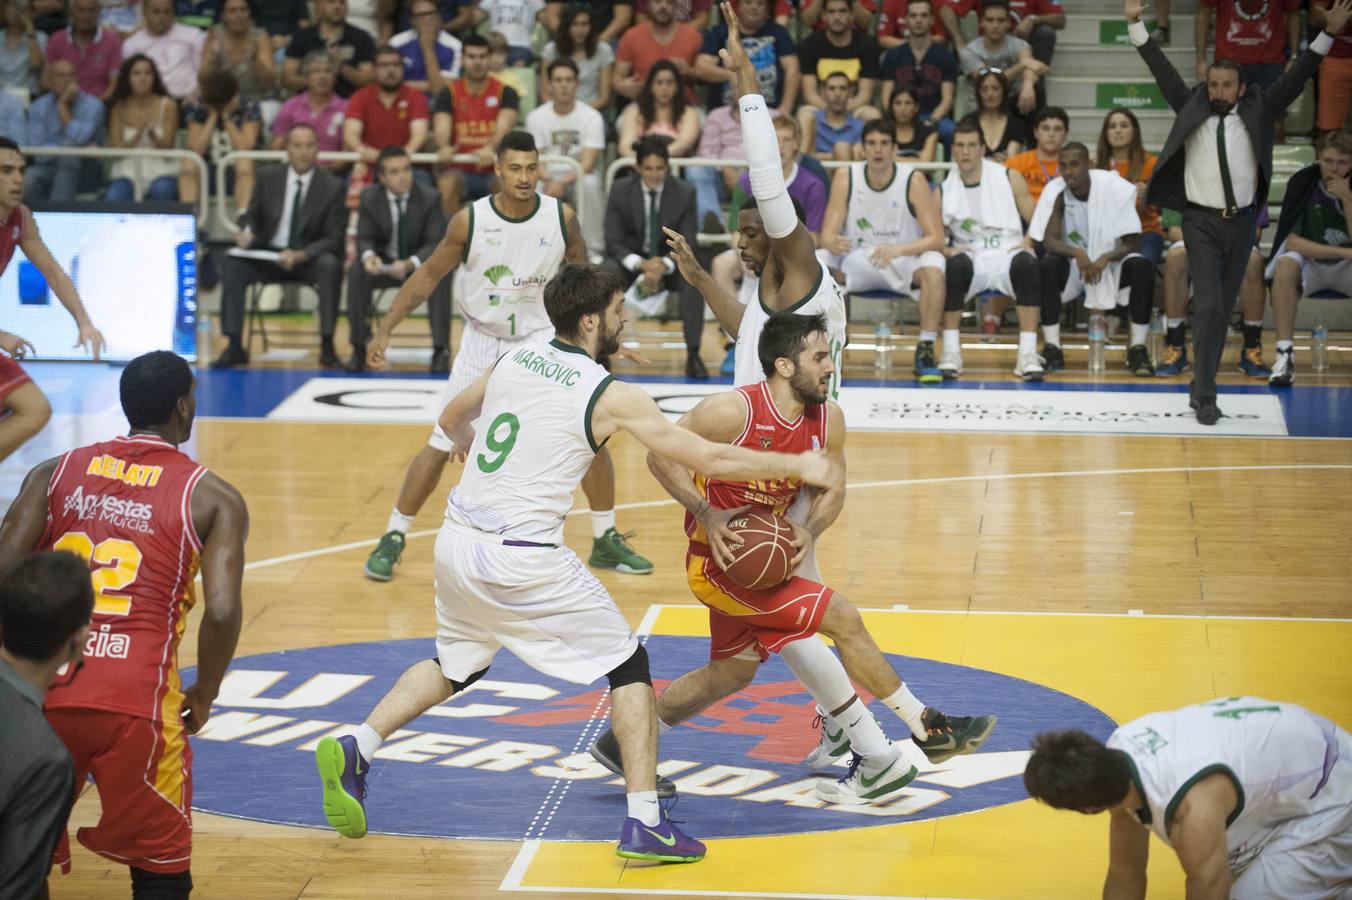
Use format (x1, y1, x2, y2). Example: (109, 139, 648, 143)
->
(589, 313, 997, 804)
(0, 135, 106, 465)
(0, 351, 247, 900)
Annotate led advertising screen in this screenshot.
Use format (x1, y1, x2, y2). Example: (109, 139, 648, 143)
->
(0, 204, 197, 362)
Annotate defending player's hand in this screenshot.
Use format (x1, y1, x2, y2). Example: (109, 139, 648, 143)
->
(786, 519, 814, 575)
(663, 227, 708, 284)
(614, 346, 653, 366)
(180, 682, 215, 735)
(799, 450, 842, 491)
(0, 330, 35, 359)
(76, 321, 105, 361)
(367, 332, 392, 370)
(718, 1, 752, 76)
(700, 503, 752, 571)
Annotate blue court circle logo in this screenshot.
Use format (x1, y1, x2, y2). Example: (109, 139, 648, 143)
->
(185, 635, 1116, 841)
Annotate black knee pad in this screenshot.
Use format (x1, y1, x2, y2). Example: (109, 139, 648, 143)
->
(1010, 251, 1042, 307)
(1123, 256, 1156, 324)
(1039, 255, 1069, 325)
(944, 252, 974, 312)
(606, 644, 652, 691)
(130, 867, 192, 900)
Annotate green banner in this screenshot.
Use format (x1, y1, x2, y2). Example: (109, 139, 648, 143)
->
(1099, 19, 1155, 44)
(1096, 82, 1165, 110)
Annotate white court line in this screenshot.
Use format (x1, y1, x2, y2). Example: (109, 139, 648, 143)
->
(239, 463, 1352, 573)
(640, 602, 1352, 624)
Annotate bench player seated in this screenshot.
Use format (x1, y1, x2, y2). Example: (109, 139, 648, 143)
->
(1025, 697, 1352, 899)
(1265, 129, 1352, 386)
(1157, 207, 1271, 378)
(588, 313, 996, 805)
(1030, 142, 1157, 377)
(817, 119, 948, 382)
(939, 118, 1042, 380)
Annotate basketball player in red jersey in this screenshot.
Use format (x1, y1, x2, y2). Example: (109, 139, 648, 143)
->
(0, 351, 247, 900)
(590, 314, 997, 804)
(0, 135, 106, 465)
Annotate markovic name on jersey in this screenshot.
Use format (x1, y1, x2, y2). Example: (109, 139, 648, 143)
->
(509, 347, 582, 387)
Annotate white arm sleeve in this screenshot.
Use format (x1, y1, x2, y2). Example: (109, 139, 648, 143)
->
(739, 94, 798, 239)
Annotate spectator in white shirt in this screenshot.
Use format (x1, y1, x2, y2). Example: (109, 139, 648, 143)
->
(526, 57, 605, 254)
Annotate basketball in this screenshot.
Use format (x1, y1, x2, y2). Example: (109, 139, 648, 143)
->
(722, 511, 797, 590)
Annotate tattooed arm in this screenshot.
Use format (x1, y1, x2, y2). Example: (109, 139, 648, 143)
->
(563, 203, 588, 264)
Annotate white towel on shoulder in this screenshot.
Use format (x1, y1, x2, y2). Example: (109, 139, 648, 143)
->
(941, 158, 1023, 237)
(1030, 169, 1142, 309)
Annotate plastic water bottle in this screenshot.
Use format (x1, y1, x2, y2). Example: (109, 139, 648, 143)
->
(1147, 309, 1165, 368)
(1088, 313, 1107, 374)
(1311, 317, 1329, 373)
(874, 321, 892, 373)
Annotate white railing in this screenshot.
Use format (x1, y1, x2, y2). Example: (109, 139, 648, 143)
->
(214, 150, 586, 235)
(17, 145, 210, 219)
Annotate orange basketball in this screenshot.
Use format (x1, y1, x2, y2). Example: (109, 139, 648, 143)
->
(722, 511, 796, 590)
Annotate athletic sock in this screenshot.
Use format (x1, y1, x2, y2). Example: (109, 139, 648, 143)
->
(592, 509, 616, 539)
(1166, 317, 1184, 329)
(1130, 322, 1149, 347)
(918, 330, 937, 343)
(1242, 321, 1263, 348)
(943, 328, 960, 350)
(1018, 330, 1038, 355)
(880, 684, 927, 739)
(1277, 339, 1293, 351)
(781, 637, 853, 711)
(1041, 323, 1060, 347)
(355, 723, 382, 763)
(386, 509, 415, 535)
(832, 696, 890, 760)
(626, 790, 661, 827)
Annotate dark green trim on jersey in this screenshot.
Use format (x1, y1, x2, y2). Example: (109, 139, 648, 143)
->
(1118, 751, 1152, 826)
(549, 338, 591, 357)
(490, 193, 542, 224)
(463, 203, 475, 258)
(862, 161, 898, 194)
(905, 168, 919, 220)
(556, 198, 568, 247)
(758, 260, 826, 317)
(1164, 764, 1246, 835)
(584, 374, 616, 453)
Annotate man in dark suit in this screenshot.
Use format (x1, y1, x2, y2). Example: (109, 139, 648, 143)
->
(603, 136, 709, 379)
(214, 122, 346, 369)
(1126, 0, 1352, 424)
(347, 146, 451, 373)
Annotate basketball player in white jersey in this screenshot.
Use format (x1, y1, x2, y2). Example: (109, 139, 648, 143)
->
(359, 131, 652, 582)
(818, 119, 947, 382)
(939, 119, 1043, 380)
(315, 264, 840, 861)
(1025, 697, 1352, 899)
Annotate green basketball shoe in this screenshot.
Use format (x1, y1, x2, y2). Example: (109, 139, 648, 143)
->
(364, 530, 406, 581)
(589, 528, 653, 575)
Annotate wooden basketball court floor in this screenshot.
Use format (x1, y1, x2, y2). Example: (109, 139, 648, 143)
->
(20, 346, 1352, 900)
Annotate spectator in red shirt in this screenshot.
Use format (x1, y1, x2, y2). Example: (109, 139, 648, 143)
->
(1196, 0, 1301, 139)
(772, 0, 872, 31)
(879, 0, 951, 49)
(43, 0, 120, 100)
(1313, 0, 1352, 132)
(343, 45, 432, 191)
(636, 0, 711, 29)
(615, 0, 703, 102)
(942, 0, 1063, 66)
(432, 34, 520, 211)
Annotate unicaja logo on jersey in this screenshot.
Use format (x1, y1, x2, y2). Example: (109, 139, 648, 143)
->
(855, 217, 873, 232)
(1067, 230, 1085, 245)
(484, 264, 514, 287)
(959, 217, 979, 233)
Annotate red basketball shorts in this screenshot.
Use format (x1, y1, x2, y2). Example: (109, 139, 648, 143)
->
(46, 708, 193, 874)
(685, 549, 833, 661)
(0, 353, 32, 402)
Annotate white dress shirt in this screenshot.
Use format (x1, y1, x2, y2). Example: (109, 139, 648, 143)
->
(623, 181, 676, 274)
(270, 167, 316, 249)
(361, 189, 423, 268)
(1127, 19, 1334, 209)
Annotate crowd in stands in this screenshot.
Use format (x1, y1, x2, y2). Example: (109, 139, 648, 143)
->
(0, 0, 1349, 384)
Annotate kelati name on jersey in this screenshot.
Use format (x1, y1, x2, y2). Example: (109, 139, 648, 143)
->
(84, 454, 164, 487)
(509, 347, 582, 387)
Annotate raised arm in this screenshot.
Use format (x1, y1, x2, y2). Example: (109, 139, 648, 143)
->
(1266, 1, 1350, 114)
(593, 379, 839, 489)
(368, 208, 469, 368)
(663, 226, 746, 336)
(1127, 0, 1192, 111)
(18, 210, 104, 359)
(181, 472, 248, 734)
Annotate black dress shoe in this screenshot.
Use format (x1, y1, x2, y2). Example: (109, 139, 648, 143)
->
(345, 349, 366, 372)
(211, 345, 249, 368)
(430, 347, 450, 374)
(686, 354, 709, 379)
(1196, 400, 1222, 426)
(319, 345, 342, 369)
